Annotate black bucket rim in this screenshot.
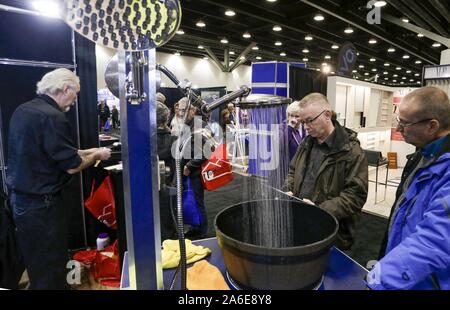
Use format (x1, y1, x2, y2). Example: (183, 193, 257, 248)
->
(214, 199, 339, 256)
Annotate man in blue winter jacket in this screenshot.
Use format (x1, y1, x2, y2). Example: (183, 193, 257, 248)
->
(367, 86, 450, 290)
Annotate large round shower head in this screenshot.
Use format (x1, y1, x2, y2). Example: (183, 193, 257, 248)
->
(237, 94, 292, 109)
(62, 0, 181, 50)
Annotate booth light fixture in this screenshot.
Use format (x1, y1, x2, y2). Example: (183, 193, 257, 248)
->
(252, 46, 259, 50)
(305, 35, 313, 41)
(344, 27, 354, 34)
(176, 29, 185, 35)
(275, 41, 282, 46)
(331, 44, 339, 49)
(273, 25, 282, 31)
(302, 48, 309, 53)
(374, 1, 386, 7)
(387, 47, 396, 52)
(243, 32, 251, 39)
(432, 42, 441, 47)
(415, 60, 422, 64)
(417, 33, 424, 37)
(225, 9, 236, 16)
(220, 38, 229, 44)
(280, 52, 286, 56)
(369, 38, 377, 44)
(314, 13, 325, 21)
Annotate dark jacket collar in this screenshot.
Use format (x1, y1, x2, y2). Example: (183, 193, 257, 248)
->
(37, 94, 61, 112)
(304, 120, 357, 154)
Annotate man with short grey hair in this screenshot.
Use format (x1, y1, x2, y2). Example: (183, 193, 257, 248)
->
(7, 68, 111, 289)
(369, 86, 450, 290)
(285, 92, 368, 250)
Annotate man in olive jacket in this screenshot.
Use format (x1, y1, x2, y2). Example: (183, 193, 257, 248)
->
(285, 93, 368, 250)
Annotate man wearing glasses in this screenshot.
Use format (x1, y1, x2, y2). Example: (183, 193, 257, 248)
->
(285, 93, 368, 250)
(367, 86, 450, 290)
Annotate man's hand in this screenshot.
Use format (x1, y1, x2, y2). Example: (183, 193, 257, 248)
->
(183, 166, 190, 176)
(97, 147, 112, 161)
(285, 191, 294, 196)
(302, 198, 315, 205)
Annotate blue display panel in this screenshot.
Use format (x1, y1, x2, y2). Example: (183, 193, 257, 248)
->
(252, 63, 276, 83)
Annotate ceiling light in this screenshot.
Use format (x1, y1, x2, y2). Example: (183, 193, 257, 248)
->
(374, 1, 387, 7)
(370, 58, 376, 62)
(402, 77, 406, 80)
(414, 73, 420, 76)
(316, 68, 321, 71)
(432, 42, 441, 47)
(352, 70, 357, 73)
(417, 33, 424, 37)
(302, 57, 309, 62)
(280, 52, 286, 57)
(344, 27, 354, 34)
(266, 0, 277, 2)
(203, 56, 209, 60)
(243, 32, 251, 39)
(417, 81, 421, 84)
(393, 80, 397, 82)
(196, 20, 206, 27)
(273, 25, 282, 32)
(220, 38, 229, 44)
(240, 56, 246, 60)
(32, 0, 61, 18)
(406, 70, 412, 73)
(364, 79, 369, 81)
(359, 65, 365, 68)
(331, 44, 339, 49)
(372, 68, 377, 72)
(225, 9, 236, 16)
(410, 79, 414, 82)
(176, 29, 185, 35)
(384, 77, 389, 80)
(323, 66, 331, 74)
(275, 41, 282, 46)
(256, 56, 262, 60)
(324, 55, 331, 59)
(369, 38, 377, 44)
(198, 45, 204, 49)
(364, 73, 369, 76)
(402, 55, 410, 59)
(383, 71, 388, 74)
(401, 17, 409, 23)
(387, 47, 396, 52)
(314, 13, 325, 21)
(331, 71, 335, 74)
(174, 52, 181, 56)
(400, 82, 405, 84)
(302, 48, 309, 53)
(384, 63, 390, 66)
(229, 51, 235, 55)
(252, 46, 259, 50)
(396, 67, 402, 70)
(322, 62, 328, 66)
(305, 35, 313, 41)
(393, 74, 398, 77)
(415, 60, 422, 64)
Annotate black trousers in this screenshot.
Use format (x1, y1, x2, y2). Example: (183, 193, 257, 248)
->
(10, 192, 69, 290)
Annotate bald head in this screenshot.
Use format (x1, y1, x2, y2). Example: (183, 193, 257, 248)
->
(402, 86, 450, 130)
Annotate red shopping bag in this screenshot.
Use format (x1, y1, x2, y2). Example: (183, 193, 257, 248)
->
(201, 143, 234, 191)
(84, 175, 117, 229)
(91, 240, 121, 285)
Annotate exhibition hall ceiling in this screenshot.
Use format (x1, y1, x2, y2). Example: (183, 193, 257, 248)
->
(1, 0, 449, 86)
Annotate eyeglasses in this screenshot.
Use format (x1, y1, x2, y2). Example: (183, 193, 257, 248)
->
(396, 115, 432, 128)
(300, 110, 327, 125)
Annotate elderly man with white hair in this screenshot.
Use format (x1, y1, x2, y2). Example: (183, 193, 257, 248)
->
(7, 68, 111, 290)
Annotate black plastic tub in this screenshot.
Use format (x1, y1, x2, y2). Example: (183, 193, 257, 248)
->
(215, 200, 339, 290)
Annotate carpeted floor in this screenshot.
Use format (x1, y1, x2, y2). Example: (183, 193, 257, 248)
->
(204, 173, 389, 267)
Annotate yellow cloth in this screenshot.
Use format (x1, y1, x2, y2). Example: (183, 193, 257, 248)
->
(161, 239, 211, 269)
(187, 260, 230, 290)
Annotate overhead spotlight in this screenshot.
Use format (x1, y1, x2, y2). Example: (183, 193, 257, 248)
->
(402, 77, 406, 80)
(302, 57, 309, 62)
(314, 13, 325, 21)
(383, 71, 388, 74)
(324, 55, 331, 59)
(196, 20, 206, 27)
(316, 68, 321, 71)
(274, 41, 282, 46)
(393, 79, 397, 82)
(387, 47, 396, 52)
(273, 25, 282, 31)
(393, 74, 398, 77)
(225, 9, 236, 16)
(220, 38, 229, 44)
(302, 48, 310, 53)
(229, 51, 235, 55)
(359, 65, 365, 68)
(198, 45, 204, 49)
(384, 77, 389, 80)
(417, 33, 424, 37)
(240, 56, 246, 60)
(266, 0, 277, 2)
(322, 62, 328, 66)
(396, 67, 402, 70)
(174, 51, 181, 56)
(406, 70, 411, 73)
(400, 81, 404, 84)
(374, 1, 387, 7)
(364, 72, 369, 76)
(344, 27, 354, 34)
(402, 55, 410, 59)
(305, 35, 313, 41)
(252, 46, 259, 50)
(369, 38, 377, 44)
(176, 29, 185, 35)
(370, 58, 376, 62)
(32, 0, 61, 18)
(415, 60, 422, 64)
(409, 79, 414, 82)
(256, 56, 262, 60)
(243, 32, 251, 38)
(384, 63, 390, 66)
(203, 56, 209, 60)
(401, 17, 409, 23)
(280, 52, 286, 56)
(372, 68, 377, 72)
(331, 44, 339, 49)
(414, 73, 420, 76)
(417, 81, 421, 84)
(322, 66, 331, 74)
(352, 70, 357, 73)
(432, 42, 442, 47)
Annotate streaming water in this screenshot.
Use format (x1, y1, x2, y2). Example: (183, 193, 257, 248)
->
(239, 104, 294, 248)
